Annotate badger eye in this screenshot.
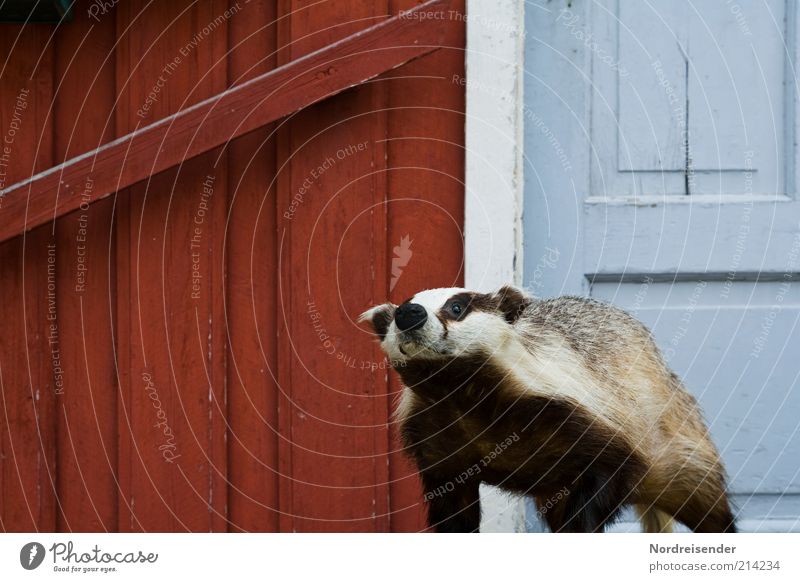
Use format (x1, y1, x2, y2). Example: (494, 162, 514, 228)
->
(448, 302, 464, 317)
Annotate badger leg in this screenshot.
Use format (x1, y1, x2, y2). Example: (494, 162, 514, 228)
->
(540, 474, 626, 533)
(644, 465, 737, 532)
(658, 493, 737, 533)
(421, 473, 481, 533)
(636, 505, 674, 533)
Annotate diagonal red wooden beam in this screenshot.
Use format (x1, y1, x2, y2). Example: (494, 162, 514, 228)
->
(0, 0, 458, 243)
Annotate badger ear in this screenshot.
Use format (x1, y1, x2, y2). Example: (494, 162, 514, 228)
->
(492, 285, 531, 324)
(358, 303, 396, 340)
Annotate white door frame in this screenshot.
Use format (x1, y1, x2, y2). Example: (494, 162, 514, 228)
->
(464, 0, 527, 532)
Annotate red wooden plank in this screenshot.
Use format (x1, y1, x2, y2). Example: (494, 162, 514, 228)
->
(225, 0, 281, 532)
(53, 2, 119, 532)
(276, 0, 392, 533)
(384, 0, 466, 529)
(114, 0, 229, 532)
(0, 26, 57, 532)
(0, 0, 466, 534)
(0, 0, 457, 245)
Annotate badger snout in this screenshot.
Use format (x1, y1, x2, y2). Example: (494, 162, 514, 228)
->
(394, 303, 427, 332)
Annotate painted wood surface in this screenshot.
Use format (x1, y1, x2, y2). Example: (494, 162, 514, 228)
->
(52, 5, 118, 532)
(0, 0, 458, 244)
(595, 0, 787, 197)
(524, 0, 800, 532)
(0, 25, 57, 533)
(0, 0, 465, 532)
(463, 0, 527, 532)
(274, 0, 465, 532)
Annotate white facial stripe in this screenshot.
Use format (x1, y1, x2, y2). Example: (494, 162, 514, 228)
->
(368, 287, 511, 363)
(444, 310, 510, 355)
(371, 287, 513, 363)
(410, 287, 466, 313)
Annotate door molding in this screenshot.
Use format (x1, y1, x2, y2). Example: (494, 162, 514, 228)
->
(464, 0, 526, 532)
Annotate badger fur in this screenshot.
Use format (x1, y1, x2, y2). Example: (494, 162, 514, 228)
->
(361, 285, 736, 533)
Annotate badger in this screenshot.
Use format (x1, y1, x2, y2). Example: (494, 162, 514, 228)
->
(360, 285, 736, 533)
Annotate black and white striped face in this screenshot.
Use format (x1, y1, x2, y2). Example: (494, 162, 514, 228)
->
(360, 286, 531, 363)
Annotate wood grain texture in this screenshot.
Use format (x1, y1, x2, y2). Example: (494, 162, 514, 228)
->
(595, 0, 787, 197)
(52, 2, 119, 532)
(0, 0, 466, 533)
(0, 25, 57, 532)
(0, 0, 458, 245)
(276, 0, 393, 533)
(225, 0, 281, 532)
(114, 0, 230, 532)
(384, 0, 466, 532)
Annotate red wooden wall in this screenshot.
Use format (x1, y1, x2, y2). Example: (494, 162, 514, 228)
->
(0, 0, 465, 531)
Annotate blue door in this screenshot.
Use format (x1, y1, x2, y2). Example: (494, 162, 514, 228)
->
(524, 0, 800, 532)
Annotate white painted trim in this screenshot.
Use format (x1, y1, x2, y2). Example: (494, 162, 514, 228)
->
(464, 0, 527, 532)
(465, 0, 525, 290)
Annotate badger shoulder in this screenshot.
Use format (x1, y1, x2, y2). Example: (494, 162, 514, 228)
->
(512, 295, 670, 382)
(490, 294, 678, 438)
(517, 295, 654, 344)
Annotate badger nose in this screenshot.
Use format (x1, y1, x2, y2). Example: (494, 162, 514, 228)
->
(394, 303, 427, 332)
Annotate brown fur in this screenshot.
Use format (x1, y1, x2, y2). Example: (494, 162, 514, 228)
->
(365, 286, 737, 532)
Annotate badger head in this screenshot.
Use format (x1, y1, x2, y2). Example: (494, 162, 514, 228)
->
(360, 285, 531, 363)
